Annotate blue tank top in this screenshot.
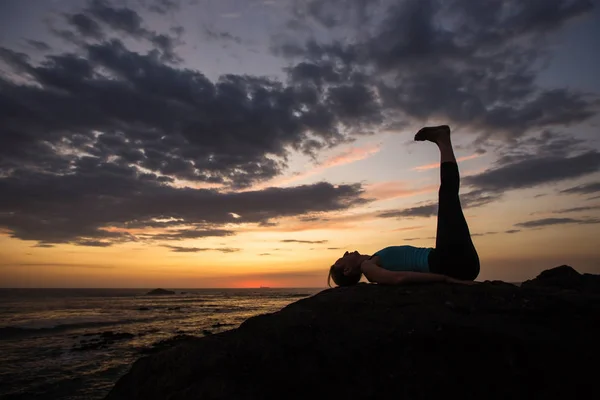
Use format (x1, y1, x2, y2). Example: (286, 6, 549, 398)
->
(371, 246, 433, 273)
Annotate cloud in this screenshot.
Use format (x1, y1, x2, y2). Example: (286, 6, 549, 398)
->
(412, 154, 482, 171)
(138, 229, 236, 241)
(551, 205, 600, 214)
(403, 236, 435, 242)
(377, 188, 499, 219)
(57, 1, 184, 62)
(464, 151, 600, 192)
(221, 13, 242, 18)
(280, 239, 328, 244)
(276, 0, 597, 138)
(203, 27, 243, 44)
(66, 13, 105, 40)
(471, 231, 498, 237)
(515, 217, 600, 228)
(25, 40, 51, 52)
(147, 0, 181, 14)
(0, 27, 381, 190)
(378, 204, 438, 219)
(0, 164, 367, 245)
(560, 182, 600, 195)
(31, 243, 55, 248)
(87, 0, 147, 37)
(1, 0, 598, 249)
(390, 225, 423, 232)
(74, 240, 114, 247)
(163, 245, 241, 253)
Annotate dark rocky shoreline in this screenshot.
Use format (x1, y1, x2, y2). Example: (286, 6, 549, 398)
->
(106, 266, 600, 400)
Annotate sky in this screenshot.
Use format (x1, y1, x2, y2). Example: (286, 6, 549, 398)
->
(0, 0, 599, 288)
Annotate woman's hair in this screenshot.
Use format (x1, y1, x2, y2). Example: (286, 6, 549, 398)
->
(327, 265, 361, 287)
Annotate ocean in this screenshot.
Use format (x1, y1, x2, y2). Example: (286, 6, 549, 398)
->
(0, 288, 322, 400)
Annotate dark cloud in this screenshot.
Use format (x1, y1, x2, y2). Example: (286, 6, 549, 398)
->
(327, 247, 342, 250)
(259, 253, 271, 256)
(25, 40, 51, 52)
(455, 131, 600, 198)
(87, 0, 147, 37)
(379, 204, 437, 219)
(471, 231, 498, 237)
(0, 34, 375, 189)
(203, 28, 243, 44)
(0, 164, 366, 245)
(377, 188, 499, 219)
(74, 240, 113, 247)
(55, 1, 183, 62)
(464, 151, 600, 192)
(163, 245, 240, 253)
(139, 229, 235, 241)
(560, 182, 600, 195)
(505, 229, 521, 234)
(278, 0, 597, 138)
(1, 0, 598, 249)
(147, 0, 181, 14)
(552, 205, 600, 214)
(402, 236, 435, 242)
(32, 243, 55, 248)
(515, 217, 600, 228)
(281, 239, 328, 244)
(66, 13, 105, 40)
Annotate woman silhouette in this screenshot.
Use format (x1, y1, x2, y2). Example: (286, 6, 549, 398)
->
(328, 125, 480, 286)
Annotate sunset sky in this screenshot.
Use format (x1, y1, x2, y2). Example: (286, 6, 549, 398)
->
(1, 0, 599, 288)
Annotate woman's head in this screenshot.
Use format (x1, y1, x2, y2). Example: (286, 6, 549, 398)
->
(327, 251, 363, 287)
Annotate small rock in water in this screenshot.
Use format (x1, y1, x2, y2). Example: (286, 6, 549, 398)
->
(146, 288, 175, 295)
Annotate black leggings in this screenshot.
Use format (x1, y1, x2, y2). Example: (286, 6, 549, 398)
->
(428, 162, 480, 280)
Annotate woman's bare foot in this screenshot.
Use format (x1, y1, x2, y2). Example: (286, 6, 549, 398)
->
(414, 125, 451, 144)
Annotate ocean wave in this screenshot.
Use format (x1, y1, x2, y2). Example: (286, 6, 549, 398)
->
(0, 317, 155, 340)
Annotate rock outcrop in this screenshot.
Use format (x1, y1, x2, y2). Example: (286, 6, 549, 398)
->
(107, 266, 600, 400)
(145, 288, 175, 295)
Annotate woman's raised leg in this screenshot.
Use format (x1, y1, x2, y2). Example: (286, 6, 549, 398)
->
(415, 125, 480, 280)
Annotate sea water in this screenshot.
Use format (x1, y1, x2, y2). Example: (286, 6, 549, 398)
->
(0, 288, 321, 399)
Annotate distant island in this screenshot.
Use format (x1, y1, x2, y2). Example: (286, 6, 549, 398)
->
(146, 288, 175, 296)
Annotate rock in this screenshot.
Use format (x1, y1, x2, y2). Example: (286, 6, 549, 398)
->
(106, 267, 600, 400)
(521, 265, 600, 293)
(139, 334, 199, 355)
(211, 322, 235, 328)
(146, 288, 175, 295)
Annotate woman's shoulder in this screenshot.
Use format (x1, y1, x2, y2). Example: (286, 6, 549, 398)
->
(368, 254, 381, 266)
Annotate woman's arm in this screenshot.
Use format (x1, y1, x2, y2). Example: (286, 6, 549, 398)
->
(360, 260, 449, 285)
